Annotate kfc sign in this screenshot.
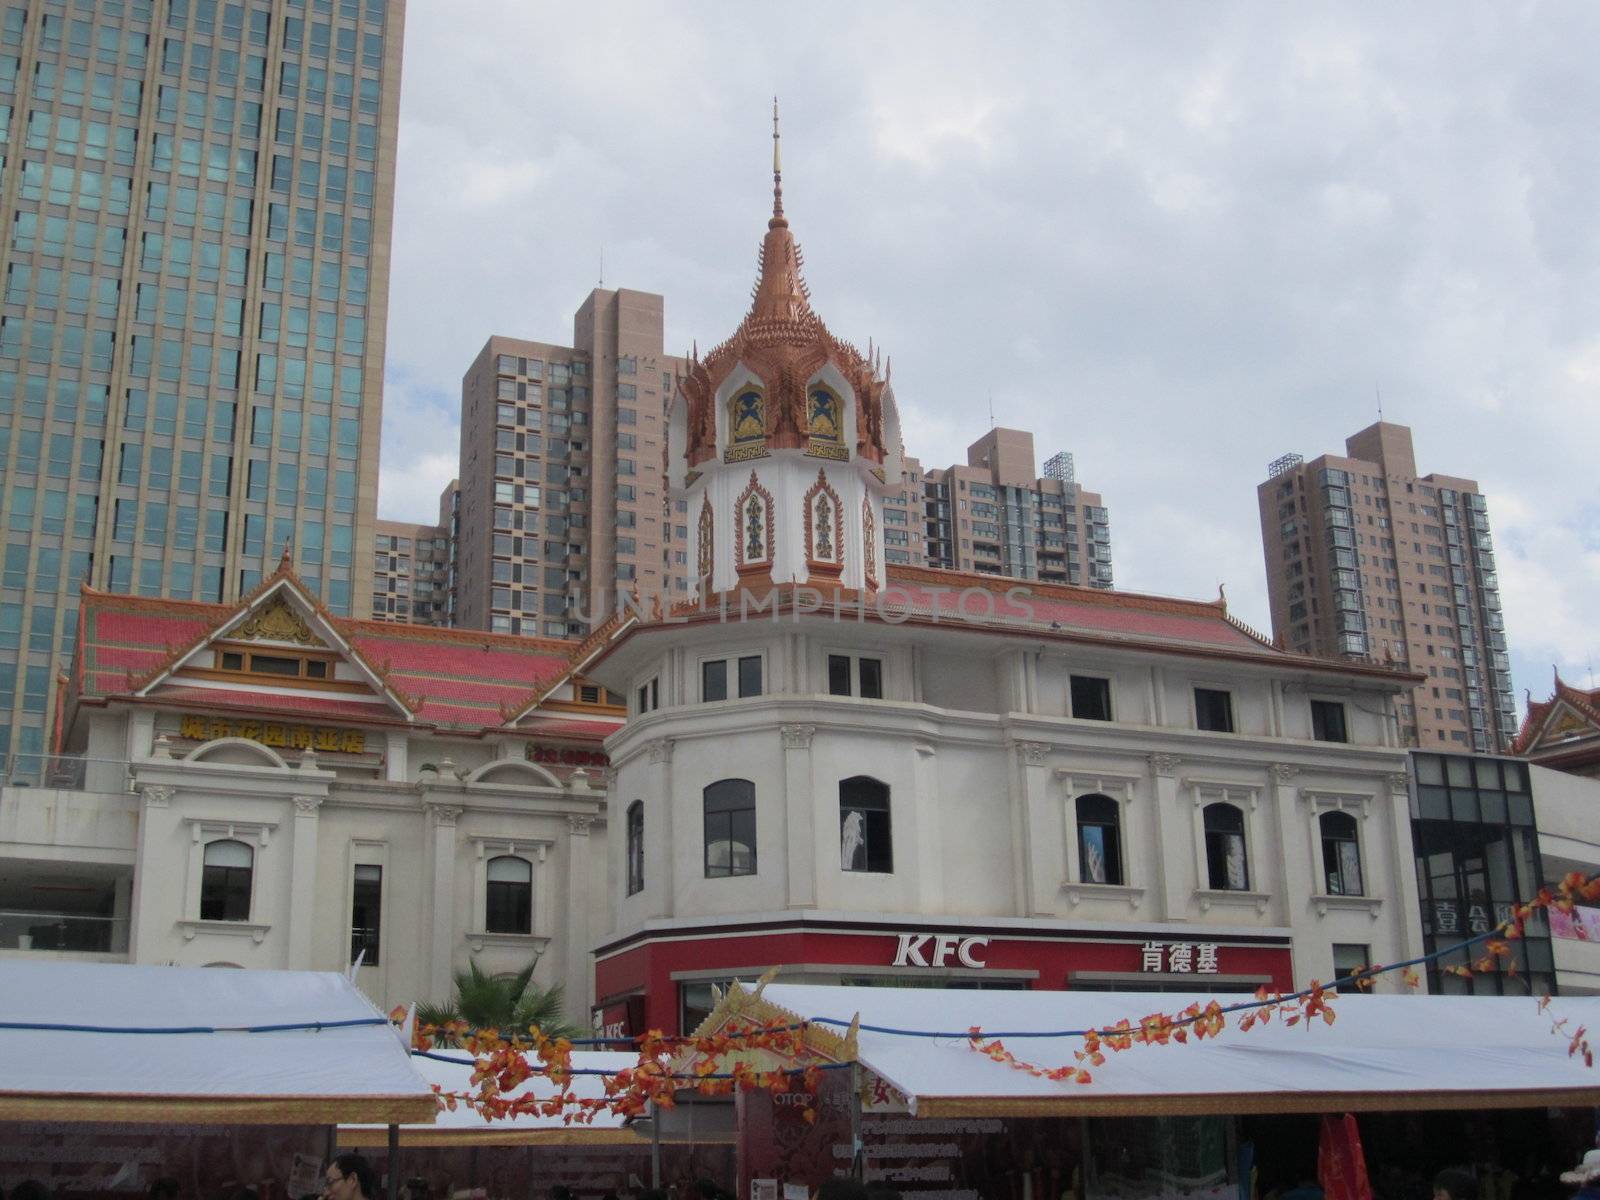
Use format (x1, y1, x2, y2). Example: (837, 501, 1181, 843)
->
(891, 933, 990, 968)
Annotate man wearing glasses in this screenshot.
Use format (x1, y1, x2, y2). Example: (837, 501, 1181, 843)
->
(323, 1157, 377, 1200)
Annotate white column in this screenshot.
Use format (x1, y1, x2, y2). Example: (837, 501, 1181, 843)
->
(913, 742, 944, 911)
(287, 796, 322, 969)
(1385, 768, 1425, 977)
(1013, 742, 1055, 917)
(425, 804, 462, 1001)
(128, 784, 175, 961)
(1148, 754, 1186, 920)
(564, 814, 595, 1015)
(646, 739, 675, 920)
(781, 724, 816, 908)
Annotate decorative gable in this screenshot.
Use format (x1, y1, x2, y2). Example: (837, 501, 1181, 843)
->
(232, 597, 326, 648)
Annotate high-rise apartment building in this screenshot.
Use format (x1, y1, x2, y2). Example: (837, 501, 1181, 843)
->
(0, 0, 405, 768)
(369, 479, 452, 625)
(453, 289, 684, 639)
(1259, 422, 1514, 752)
(916, 429, 1112, 587)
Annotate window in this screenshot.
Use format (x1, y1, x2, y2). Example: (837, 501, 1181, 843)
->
(1194, 687, 1235, 733)
(1075, 794, 1123, 885)
(1319, 811, 1363, 896)
(485, 855, 532, 933)
(214, 644, 331, 681)
(200, 838, 252, 921)
(704, 779, 756, 878)
(1203, 802, 1249, 890)
(350, 864, 381, 965)
(626, 801, 644, 896)
(827, 654, 883, 699)
(839, 776, 892, 872)
(1332, 943, 1372, 994)
(636, 677, 659, 714)
(1311, 699, 1348, 743)
(702, 659, 727, 703)
(703, 656, 760, 701)
(1070, 675, 1112, 721)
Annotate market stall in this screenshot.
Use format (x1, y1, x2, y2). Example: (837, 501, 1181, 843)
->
(678, 981, 1600, 1200)
(337, 1050, 734, 1198)
(0, 960, 437, 1199)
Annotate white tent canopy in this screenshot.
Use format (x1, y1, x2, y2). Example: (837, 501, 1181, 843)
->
(340, 1051, 646, 1146)
(0, 961, 437, 1125)
(734, 983, 1600, 1118)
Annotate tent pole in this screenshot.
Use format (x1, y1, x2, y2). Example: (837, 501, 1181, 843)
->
(650, 1099, 661, 1189)
(386, 1124, 400, 1200)
(850, 1063, 863, 1183)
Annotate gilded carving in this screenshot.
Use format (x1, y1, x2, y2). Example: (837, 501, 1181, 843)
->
(234, 598, 322, 646)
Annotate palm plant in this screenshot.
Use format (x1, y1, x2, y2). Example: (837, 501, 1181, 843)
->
(414, 958, 582, 1044)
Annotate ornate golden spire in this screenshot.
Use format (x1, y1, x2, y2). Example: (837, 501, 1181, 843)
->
(771, 96, 785, 227)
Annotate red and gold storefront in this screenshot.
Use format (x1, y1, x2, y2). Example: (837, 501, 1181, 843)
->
(593, 915, 1296, 1038)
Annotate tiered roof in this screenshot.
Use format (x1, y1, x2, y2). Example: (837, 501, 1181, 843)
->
(68, 567, 614, 741)
(1512, 673, 1600, 772)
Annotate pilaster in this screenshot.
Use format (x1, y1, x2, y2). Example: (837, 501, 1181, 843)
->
(780, 724, 816, 908)
(287, 795, 322, 969)
(1147, 753, 1185, 920)
(564, 815, 594, 1014)
(425, 803, 462, 1000)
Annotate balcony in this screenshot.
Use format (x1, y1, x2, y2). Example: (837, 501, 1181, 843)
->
(0, 910, 129, 957)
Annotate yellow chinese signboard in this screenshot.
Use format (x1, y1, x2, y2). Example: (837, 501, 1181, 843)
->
(179, 714, 367, 754)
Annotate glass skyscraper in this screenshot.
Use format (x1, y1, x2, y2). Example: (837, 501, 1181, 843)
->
(0, 0, 404, 769)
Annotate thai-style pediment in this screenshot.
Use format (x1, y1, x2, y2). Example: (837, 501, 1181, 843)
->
(231, 597, 326, 647)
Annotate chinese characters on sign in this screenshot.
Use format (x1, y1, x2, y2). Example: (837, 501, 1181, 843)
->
(1139, 941, 1221, 973)
(178, 714, 366, 754)
(527, 746, 610, 767)
(1431, 901, 1511, 935)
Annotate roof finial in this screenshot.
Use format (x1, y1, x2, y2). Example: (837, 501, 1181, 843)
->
(771, 95, 785, 226)
(278, 538, 293, 574)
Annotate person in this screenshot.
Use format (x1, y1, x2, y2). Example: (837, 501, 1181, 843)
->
(325, 1156, 377, 1200)
(1435, 1169, 1479, 1200)
(1560, 1151, 1600, 1200)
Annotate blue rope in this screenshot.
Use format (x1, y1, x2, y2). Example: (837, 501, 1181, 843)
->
(0, 1016, 388, 1036)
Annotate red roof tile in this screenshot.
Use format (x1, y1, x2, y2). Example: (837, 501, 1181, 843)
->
(73, 590, 584, 734)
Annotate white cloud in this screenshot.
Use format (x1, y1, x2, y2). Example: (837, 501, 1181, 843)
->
(379, 0, 1597, 698)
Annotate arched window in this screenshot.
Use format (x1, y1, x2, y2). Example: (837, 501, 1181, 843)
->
(485, 855, 533, 933)
(1203, 802, 1249, 891)
(704, 779, 756, 878)
(839, 776, 892, 873)
(626, 801, 645, 896)
(728, 387, 765, 445)
(1320, 810, 1363, 896)
(200, 839, 253, 922)
(808, 385, 842, 442)
(1075, 794, 1123, 886)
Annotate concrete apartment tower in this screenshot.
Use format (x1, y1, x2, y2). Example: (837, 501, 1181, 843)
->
(1258, 421, 1514, 751)
(453, 290, 685, 638)
(908, 429, 1112, 586)
(0, 0, 406, 768)
(370, 479, 453, 625)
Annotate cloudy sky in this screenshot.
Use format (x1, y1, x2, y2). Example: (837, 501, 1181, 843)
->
(377, 2, 1600, 708)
